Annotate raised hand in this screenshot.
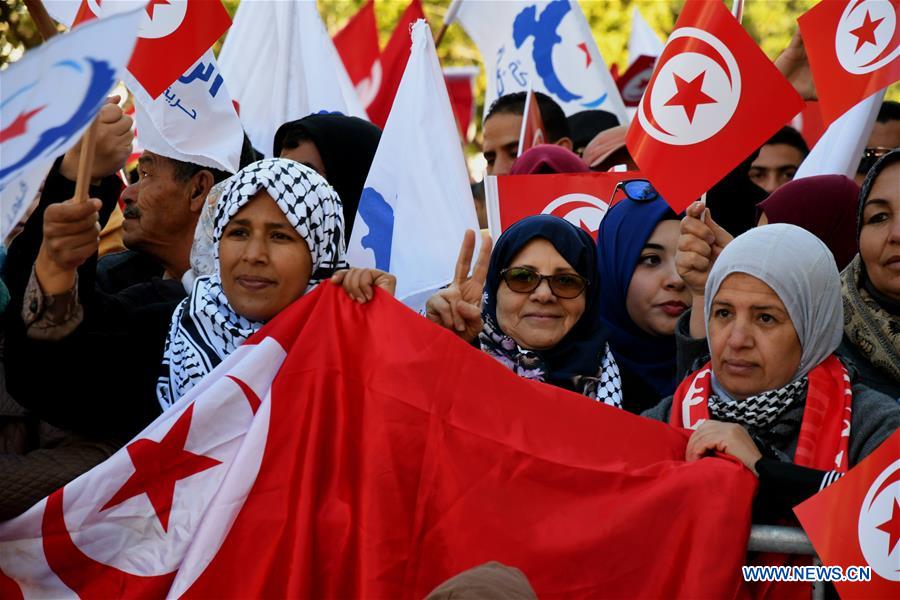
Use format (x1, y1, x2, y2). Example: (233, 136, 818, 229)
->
(676, 201, 733, 298)
(425, 229, 493, 342)
(61, 96, 134, 182)
(775, 29, 817, 101)
(35, 197, 103, 295)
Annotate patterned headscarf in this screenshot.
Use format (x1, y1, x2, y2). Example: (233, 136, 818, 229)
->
(157, 158, 346, 408)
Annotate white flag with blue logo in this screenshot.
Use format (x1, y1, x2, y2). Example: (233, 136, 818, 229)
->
(127, 50, 244, 173)
(218, 0, 367, 157)
(794, 89, 886, 180)
(454, 0, 627, 122)
(1, 6, 144, 240)
(346, 19, 479, 312)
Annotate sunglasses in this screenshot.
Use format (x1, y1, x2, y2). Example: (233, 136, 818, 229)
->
(612, 179, 660, 203)
(858, 147, 894, 175)
(500, 267, 589, 299)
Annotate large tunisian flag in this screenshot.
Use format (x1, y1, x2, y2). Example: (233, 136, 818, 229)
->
(626, 0, 804, 213)
(74, 0, 232, 99)
(0, 284, 757, 599)
(799, 0, 900, 125)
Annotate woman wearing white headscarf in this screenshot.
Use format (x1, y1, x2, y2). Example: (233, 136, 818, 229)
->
(644, 225, 900, 517)
(157, 158, 383, 408)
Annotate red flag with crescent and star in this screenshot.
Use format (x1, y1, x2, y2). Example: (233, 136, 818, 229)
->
(626, 0, 804, 213)
(794, 429, 900, 598)
(73, 0, 231, 99)
(485, 171, 634, 241)
(799, 0, 900, 126)
(0, 284, 758, 598)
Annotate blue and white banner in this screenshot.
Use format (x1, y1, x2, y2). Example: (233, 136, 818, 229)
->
(218, 0, 366, 157)
(1, 6, 143, 240)
(454, 0, 627, 122)
(128, 50, 244, 173)
(346, 20, 479, 312)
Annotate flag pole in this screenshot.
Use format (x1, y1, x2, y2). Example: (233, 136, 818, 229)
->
(72, 122, 98, 204)
(23, 0, 59, 40)
(436, 0, 462, 48)
(731, 0, 745, 24)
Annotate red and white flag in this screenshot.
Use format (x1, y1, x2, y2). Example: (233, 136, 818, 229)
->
(617, 55, 657, 108)
(444, 66, 479, 140)
(333, 0, 382, 111)
(0, 284, 759, 598)
(365, 0, 427, 128)
(626, 0, 804, 213)
(517, 84, 547, 155)
(795, 429, 900, 598)
(485, 171, 634, 240)
(73, 0, 232, 100)
(799, 0, 900, 126)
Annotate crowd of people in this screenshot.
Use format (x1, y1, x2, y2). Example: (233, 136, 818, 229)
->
(0, 27, 899, 594)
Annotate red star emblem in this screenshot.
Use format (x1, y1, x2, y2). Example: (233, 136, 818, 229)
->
(876, 497, 900, 556)
(100, 404, 220, 532)
(849, 10, 885, 53)
(145, 0, 171, 19)
(0, 106, 45, 144)
(664, 71, 717, 124)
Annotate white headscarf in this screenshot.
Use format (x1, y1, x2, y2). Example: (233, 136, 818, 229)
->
(157, 158, 346, 409)
(704, 224, 844, 385)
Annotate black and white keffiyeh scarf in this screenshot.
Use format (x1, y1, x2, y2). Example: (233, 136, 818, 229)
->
(157, 158, 346, 409)
(707, 377, 808, 441)
(479, 314, 624, 408)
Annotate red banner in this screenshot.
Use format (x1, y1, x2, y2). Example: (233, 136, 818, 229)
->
(333, 0, 381, 112)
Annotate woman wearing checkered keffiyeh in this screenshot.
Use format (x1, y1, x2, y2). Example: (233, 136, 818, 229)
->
(643, 224, 900, 533)
(157, 158, 376, 409)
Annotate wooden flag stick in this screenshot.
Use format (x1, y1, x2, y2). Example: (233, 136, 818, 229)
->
(434, 23, 450, 48)
(72, 121, 98, 204)
(23, 0, 58, 41)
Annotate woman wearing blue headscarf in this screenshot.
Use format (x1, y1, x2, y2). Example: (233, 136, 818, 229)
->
(596, 180, 691, 413)
(426, 215, 623, 406)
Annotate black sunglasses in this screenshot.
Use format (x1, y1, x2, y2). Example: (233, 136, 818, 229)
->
(612, 178, 661, 203)
(500, 267, 589, 299)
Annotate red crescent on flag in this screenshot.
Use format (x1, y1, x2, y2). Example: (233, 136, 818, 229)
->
(227, 375, 262, 415)
(42, 489, 177, 597)
(870, 467, 900, 506)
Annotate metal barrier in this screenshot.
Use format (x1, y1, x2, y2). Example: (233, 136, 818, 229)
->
(748, 525, 824, 600)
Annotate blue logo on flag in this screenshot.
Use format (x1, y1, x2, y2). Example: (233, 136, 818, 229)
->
(512, 0, 607, 109)
(0, 58, 116, 182)
(357, 187, 394, 271)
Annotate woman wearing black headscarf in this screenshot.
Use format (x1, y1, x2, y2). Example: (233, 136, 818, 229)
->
(425, 216, 623, 406)
(272, 114, 382, 242)
(840, 149, 900, 399)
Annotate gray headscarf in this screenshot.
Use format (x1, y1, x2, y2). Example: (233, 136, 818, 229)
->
(704, 224, 843, 386)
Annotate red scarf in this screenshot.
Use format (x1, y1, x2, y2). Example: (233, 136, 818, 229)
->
(671, 354, 852, 599)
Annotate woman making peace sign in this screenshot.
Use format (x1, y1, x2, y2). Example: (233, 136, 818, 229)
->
(425, 215, 623, 407)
